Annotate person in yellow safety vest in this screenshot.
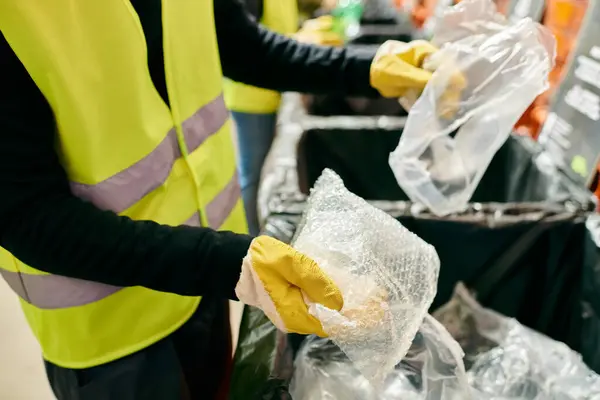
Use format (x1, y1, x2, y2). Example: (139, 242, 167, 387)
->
(0, 1, 441, 399)
(224, 0, 300, 236)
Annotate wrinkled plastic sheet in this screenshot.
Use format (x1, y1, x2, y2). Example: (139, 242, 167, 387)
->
(290, 284, 600, 399)
(439, 284, 600, 399)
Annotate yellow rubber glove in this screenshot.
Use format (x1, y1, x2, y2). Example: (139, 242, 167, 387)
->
(301, 14, 335, 31)
(370, 40, 439, 98)
(294, 15, 344, 47)
(235, 236, 344, 337)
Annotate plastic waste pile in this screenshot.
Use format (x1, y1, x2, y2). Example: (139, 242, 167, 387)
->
(291, 284, 600, 399)
(435, 284, 600, 399)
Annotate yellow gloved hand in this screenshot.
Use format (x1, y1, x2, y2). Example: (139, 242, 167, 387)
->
(235, 236, 344, 337)
(370, 40, 439, 98)
(301, 15, 335, 31)
(294, 15, 344, 47)
(373, 40, 467, 118)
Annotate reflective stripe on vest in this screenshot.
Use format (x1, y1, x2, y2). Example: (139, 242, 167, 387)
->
(0, 94, 240, 311)
(0, 211, 203, 310)
(69, 93, 240, 225)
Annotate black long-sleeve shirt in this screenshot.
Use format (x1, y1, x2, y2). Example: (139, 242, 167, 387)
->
(0, 0, 377, 299)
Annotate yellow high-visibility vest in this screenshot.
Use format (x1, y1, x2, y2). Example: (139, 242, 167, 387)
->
(0, 0, 247, 369)
(223, 0, 299, 114)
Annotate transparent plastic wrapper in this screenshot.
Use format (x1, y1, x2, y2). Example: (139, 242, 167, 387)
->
(292, 169, 441, 386)
(434, 284, 600, 399)
(389, 0, 556, 216)
(290, 315, 471, 400)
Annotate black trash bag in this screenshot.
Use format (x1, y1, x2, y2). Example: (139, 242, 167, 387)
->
(582, 215, 600, 372)
(230, 95, 597, 399)
(296, 122, 405, 198)
(228, 308, 295, 400)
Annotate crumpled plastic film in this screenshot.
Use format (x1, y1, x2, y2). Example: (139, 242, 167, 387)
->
(290, 315, 471, 400)
(290, 283, 600, 399)
(389, 0, 556, 216)
(292, 169, 440, 387)
(434, 283, 600, 399)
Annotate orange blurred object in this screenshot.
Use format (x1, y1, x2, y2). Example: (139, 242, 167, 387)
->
(393, 0, 405, 9)
(515, 0, 589, 139)
(410, 0, 511, 29)
(411, 0, 442, 28)
(594, 171, 600, 209)
(495, 0, 511, 14)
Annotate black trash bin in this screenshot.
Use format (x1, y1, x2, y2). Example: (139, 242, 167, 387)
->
(295, 117, 592, 325)
(229, 95, 597, 399)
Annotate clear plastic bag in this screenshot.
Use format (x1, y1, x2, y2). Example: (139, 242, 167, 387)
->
(389, 0, 556, 216)
(292, 169, 441, 387)
(290, 314, 471, 400)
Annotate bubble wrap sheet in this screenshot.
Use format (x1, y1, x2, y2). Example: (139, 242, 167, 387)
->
(292, 169, 440, 386)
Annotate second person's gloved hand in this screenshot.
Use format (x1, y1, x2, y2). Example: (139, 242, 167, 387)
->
(235, 236, 343, 337)
(294, 15, 344, 46)
(371, 40, 467, 118)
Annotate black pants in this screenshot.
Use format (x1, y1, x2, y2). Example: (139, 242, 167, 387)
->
(45, 297, 233, 400)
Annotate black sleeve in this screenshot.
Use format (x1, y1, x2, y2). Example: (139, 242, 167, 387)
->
(0, 35, 251, 300)
(214, 0, 380, 97)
